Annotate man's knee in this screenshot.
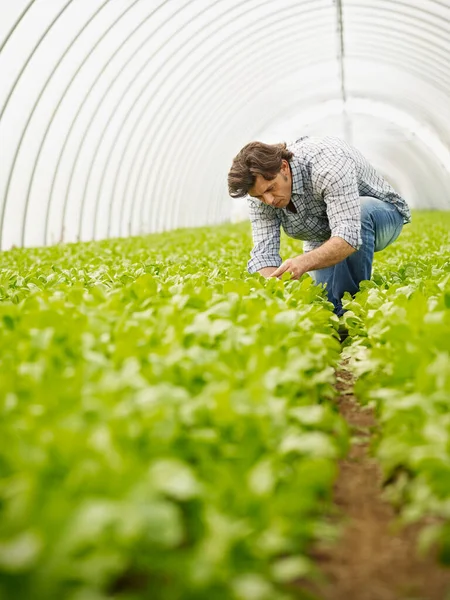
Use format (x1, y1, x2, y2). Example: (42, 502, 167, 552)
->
(359, 196, 403, 251)
(360, 196, 382, 223)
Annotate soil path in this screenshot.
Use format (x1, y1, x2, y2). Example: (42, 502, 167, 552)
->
(302, 360, 450, 600)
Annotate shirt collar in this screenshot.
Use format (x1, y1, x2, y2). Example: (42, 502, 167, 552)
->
(289, 156, 304, 196)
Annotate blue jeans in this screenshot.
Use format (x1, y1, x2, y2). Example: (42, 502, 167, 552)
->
(308, 197, 404, 317)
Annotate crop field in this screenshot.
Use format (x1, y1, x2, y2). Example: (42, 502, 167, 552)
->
(0, 211, 449, 599)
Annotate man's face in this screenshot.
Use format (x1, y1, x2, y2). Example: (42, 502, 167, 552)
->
(248, 159, 292, 208)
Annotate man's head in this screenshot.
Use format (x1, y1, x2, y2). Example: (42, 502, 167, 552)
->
(228, 141, 294, 208)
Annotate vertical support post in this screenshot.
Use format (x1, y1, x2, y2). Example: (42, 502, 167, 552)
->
(335, 0, 352, 144)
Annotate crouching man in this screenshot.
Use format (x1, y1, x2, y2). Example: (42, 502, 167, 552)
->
(227, 136, 411, 318)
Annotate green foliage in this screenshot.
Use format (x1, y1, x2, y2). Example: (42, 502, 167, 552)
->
(342, 211, 450, 563)
(0, 224, 348, 599)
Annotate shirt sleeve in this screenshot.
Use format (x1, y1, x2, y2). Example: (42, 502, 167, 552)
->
(247, 198, 282, 273)
(311, 151, 362, 250)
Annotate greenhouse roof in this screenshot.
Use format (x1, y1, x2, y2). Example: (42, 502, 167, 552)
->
(0, 0, 449, 249)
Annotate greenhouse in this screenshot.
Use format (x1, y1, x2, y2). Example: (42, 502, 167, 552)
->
(0, 1, 449, 598)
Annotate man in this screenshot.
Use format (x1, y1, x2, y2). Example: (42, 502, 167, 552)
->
(227, 136, 411, 325)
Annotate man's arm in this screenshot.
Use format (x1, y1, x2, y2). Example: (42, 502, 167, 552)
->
(270, 237, 354, 279)
(272, 151, 362, 280)
(247, 199, 282, 274)
(313, 152, 362, 250)
(300, 236, 355, 270)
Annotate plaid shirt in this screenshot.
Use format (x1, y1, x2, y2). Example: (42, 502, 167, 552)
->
(247, 136, 411, 273)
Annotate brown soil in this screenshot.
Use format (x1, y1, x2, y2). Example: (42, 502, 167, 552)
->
(300, 361, 450, 600)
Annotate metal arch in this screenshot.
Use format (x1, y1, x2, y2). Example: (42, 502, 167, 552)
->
(346, 23, 450, 71)
(347, 9, 450, 48)
(0, 0, 73, 121)
(159, 68, 336, 231)
(43, 0, 174, 246)
(346, 47, 450, 92)
(346, 35, 450, 87)
(345, 15, 450, 65)
(346, 32, 450, 85)
(100, 0, 449, 241)
(346, 7, 450, 54)
(115, 1, 331, 239)
(0, 0, 75, 248)
(345, 0, 450, 29)
(154, 63, 333, 231)
(0, 0, 35, 53)
(131, 3, 450, 235)
(132, 27, 334, 235)
(82, 0, 243, 241)
(186, 44, 450, 172)
(128, 4, 332, 234)
(157, 47, 450, 231)
(88, 0, 319, 240)
(254, 90, 449, 150)
(152, 40, 450, 232)
(18, 0, 146, 248)
(86, 0, 302, 237)
(230, 47, 450, 166)
(6, 1, 114, 248)
(127, 3, 333, 234)
(425, 0, 450, 8)
(251, 98, 450, 210)
(58, 0, 197, 243)
(163, 58, 332, 231)
(254, 93, 440, 149)
(138, 33, 332, 233)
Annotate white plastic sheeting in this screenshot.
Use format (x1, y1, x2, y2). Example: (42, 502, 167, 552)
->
(0, 0, 449, 250)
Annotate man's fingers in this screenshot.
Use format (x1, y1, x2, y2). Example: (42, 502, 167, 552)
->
(271, 262, 290, 278)
(270, 264, 285, 278)
(269, 257, 304, 280)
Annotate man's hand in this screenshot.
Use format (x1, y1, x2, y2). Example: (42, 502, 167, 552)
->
(270, 237, 357, 280)
(270, 255, 307, 280)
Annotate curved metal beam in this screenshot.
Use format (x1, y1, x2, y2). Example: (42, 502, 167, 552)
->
(0, 0, 35, 53)
(143, 50, 332, 232)
(345, 9, 450, 50)
(114, 1, 329, 239)
(347, 25, 449, 70)
(124, 4, 450, 236)
(42, 0, 173, 245)
(10, 1, 114, 247)
(83, 0, 241, 241)
(156, 50, 450, 230)
(56, 0, 196, 243)
(345, 0, 450, 35)
(0, 0, 75, 248)
(0, 0, 73, 120)
(17, 0, 145, 247)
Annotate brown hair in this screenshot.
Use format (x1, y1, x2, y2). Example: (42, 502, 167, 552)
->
(227, 141, 294, 198)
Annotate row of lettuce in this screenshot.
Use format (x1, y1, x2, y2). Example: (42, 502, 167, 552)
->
(0, 225, 348, 600)
(2, 211, 448, 598)
(342, 211, 450, 564)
